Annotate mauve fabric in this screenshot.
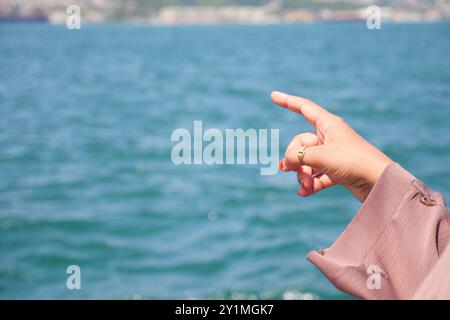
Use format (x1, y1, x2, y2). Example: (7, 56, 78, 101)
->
(307, 163, 450, 300)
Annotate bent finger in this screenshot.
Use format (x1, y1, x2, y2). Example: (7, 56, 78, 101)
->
(282, 132, 320, 172)
(312, 173, 336, 194)
(297, 166, 314, 195)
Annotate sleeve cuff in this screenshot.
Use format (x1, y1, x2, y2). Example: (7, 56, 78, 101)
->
(307, 163, 416, 284)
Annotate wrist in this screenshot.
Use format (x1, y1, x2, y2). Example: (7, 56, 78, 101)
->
(366, 156, 394, 189)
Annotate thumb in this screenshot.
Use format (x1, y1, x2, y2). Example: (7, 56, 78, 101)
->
(283, 145, 328, 172)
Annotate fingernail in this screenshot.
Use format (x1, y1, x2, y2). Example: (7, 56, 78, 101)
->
(278, 160, 284, 171)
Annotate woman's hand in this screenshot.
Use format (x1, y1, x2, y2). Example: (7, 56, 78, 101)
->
(272, 91, 393, 202)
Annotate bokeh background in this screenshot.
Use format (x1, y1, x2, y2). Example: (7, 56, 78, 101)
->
(0, 1, 449, 299)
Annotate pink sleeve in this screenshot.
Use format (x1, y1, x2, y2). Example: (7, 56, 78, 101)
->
(307, 163, 450, 299)
(413, 243, 450, 299)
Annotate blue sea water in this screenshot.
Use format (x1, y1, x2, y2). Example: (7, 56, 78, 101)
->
(0, 22, 449, 299)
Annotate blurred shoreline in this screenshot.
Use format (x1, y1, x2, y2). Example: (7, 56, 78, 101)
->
(1, 0, 450, 25)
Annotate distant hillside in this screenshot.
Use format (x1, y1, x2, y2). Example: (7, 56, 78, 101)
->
(118, 0, 361, 10)
(119, 0, 443, 9)
(2, 0, 448, 23)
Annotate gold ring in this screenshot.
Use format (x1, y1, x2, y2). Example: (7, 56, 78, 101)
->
(297, 146, 306, 166)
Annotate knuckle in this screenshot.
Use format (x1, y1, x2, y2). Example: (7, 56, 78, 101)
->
(301, 97, 313, 105)
(294, 133, 305, 143)
(333, 115, 346, 124)
(317, 178, 324, 190)
(294, 132, 314, 144)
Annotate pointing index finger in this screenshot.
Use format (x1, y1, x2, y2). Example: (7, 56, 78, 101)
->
(271, 91, 332, 129)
